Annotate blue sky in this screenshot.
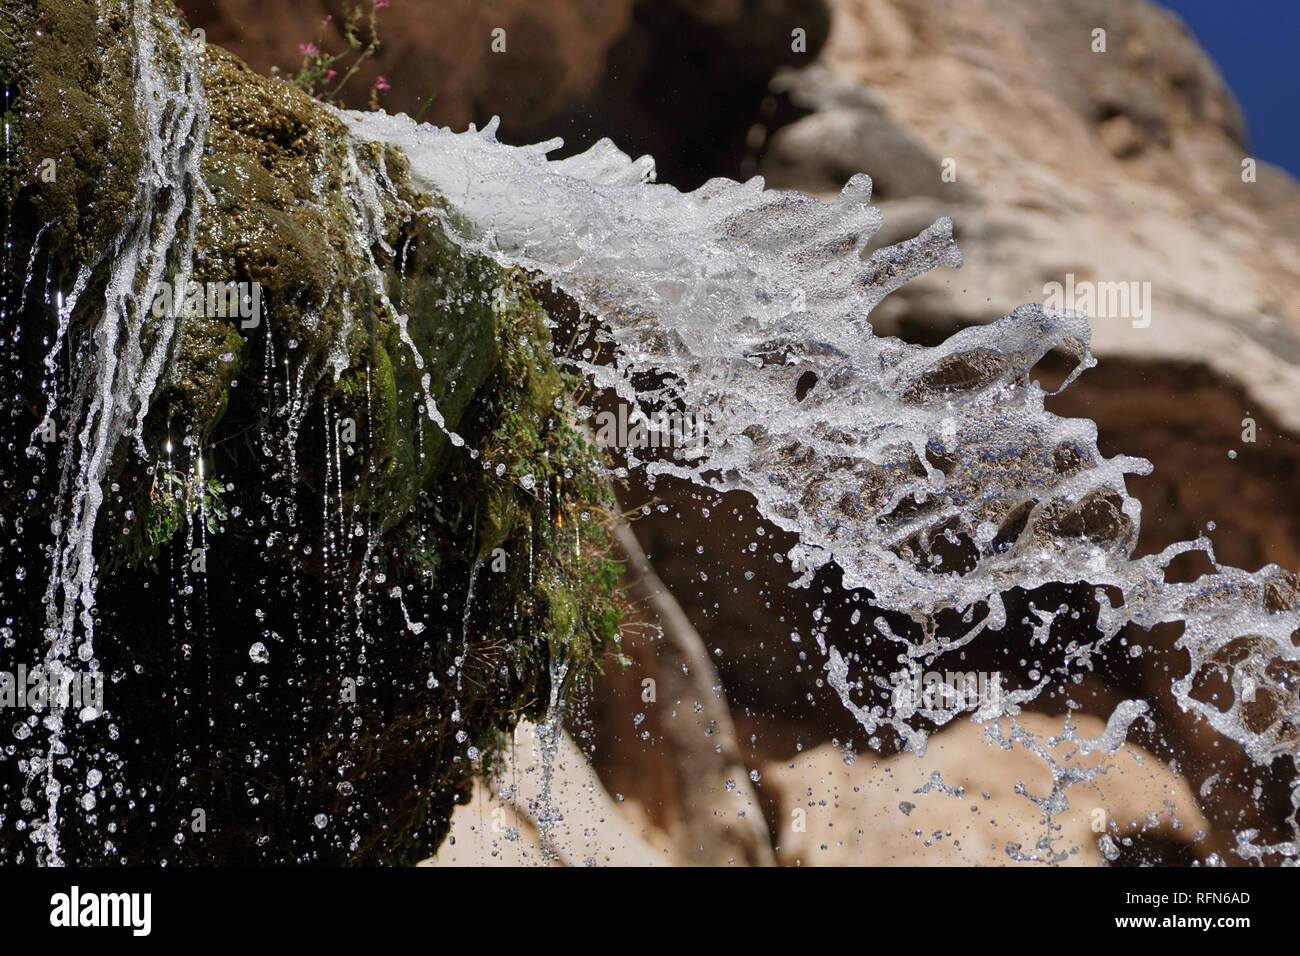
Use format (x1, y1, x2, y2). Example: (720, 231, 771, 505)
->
(1157, 0, 1300, 178)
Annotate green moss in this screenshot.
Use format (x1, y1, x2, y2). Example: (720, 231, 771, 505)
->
(5, 3, 624, 863)
(168, 37, 623, 855)
(168, 317, 245, 440)
(192, 45, 361, 371)
(453, 274, 626, 704)
(2, 0, 144, 291)
(0, 3, 22, 191)
(369, 341, 397, 462)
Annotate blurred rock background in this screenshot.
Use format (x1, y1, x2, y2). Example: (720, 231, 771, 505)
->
(188, 0, 1300, 864)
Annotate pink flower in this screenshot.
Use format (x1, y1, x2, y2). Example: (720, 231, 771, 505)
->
(372, 0, 389, 8)
(324, 69, 337, 82)
(298, 42, 320, 56)
(374, 75, 391, 91)
(174, 7, 185, 17)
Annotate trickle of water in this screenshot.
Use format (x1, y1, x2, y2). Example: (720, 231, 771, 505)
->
(27, 0, 209, 865)
(535, 655, 569, 864)
(456, 554, 486, 695)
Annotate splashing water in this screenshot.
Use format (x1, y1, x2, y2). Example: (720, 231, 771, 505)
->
(343, 109, 1300, 860)
(11, 4, 1297, 863)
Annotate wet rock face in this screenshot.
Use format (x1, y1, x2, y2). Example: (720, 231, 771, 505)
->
(1, 0, 620, 864)
(0, 0, 143, 272)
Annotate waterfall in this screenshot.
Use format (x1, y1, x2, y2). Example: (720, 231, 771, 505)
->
(343, 108, 1300, 860)
(7, 5, 1296, 864)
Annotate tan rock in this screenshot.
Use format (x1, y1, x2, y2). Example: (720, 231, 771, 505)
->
(762, 0, 1300, 434)
(424, 720, 669, 867)
(580, 519, 777, 866)
(764, 711, 1212, 865)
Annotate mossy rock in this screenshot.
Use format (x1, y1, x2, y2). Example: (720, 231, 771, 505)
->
(0, 0, 621, 865)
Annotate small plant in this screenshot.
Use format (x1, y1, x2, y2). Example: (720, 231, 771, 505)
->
(292, 0, 390, 109)
(106, 462, 228, 572)
(149, 464, 227, 552)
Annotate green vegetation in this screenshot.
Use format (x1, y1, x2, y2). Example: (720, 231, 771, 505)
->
(1, 0, 625, 863)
